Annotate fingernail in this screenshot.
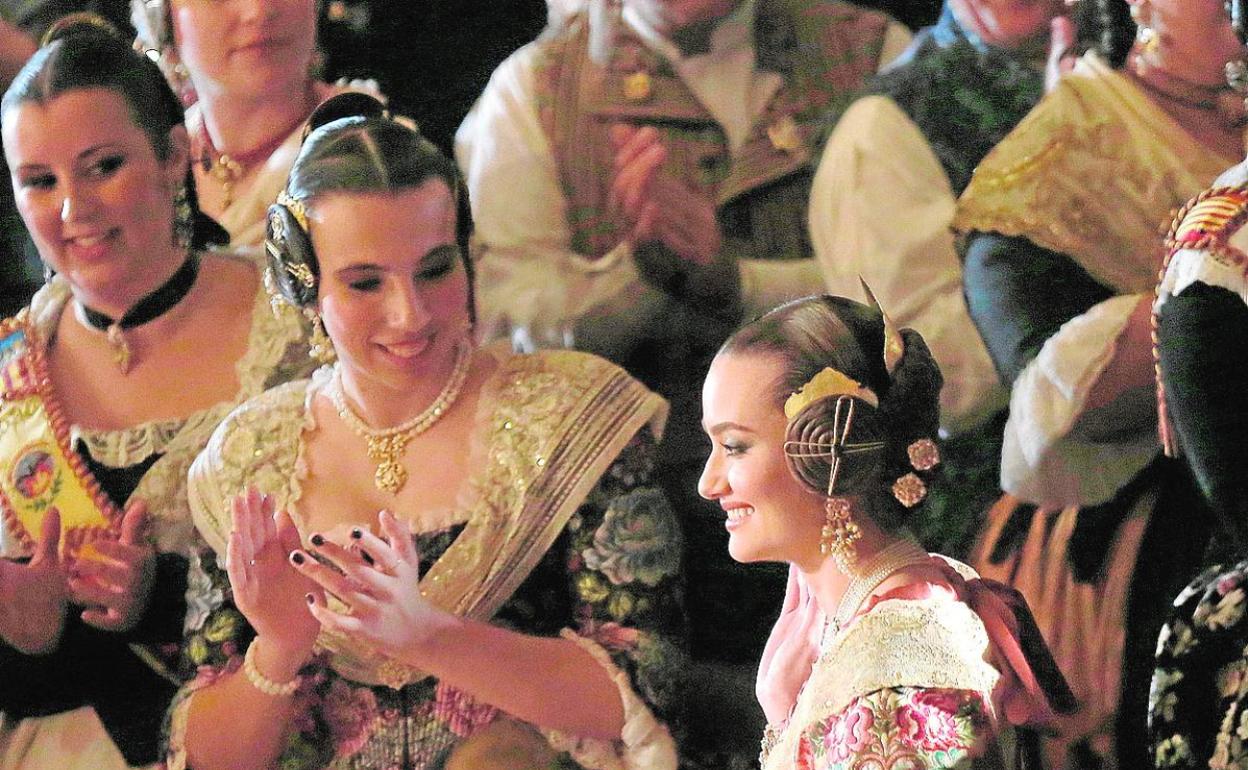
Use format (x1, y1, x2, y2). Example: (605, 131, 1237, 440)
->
(350, 527, 363, 540)
(359, 549, 375, 566)
(305, 593, 314, 604)
(310, 533, 325, 547)
(289, 551, 305, 565)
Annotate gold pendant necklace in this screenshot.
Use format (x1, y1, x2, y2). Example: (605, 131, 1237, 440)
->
(329, 342, 472, 494)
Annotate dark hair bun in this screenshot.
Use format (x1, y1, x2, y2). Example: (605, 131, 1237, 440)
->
(41, 12, 122, 46)
(784, 395, 887, 497)
(304, 91, 391, 141)
(266, 203, 318, 307)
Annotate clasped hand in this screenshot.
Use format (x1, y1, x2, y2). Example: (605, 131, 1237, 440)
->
(0, 499, 156, 654)
(609, 124, 722, 268)
(291, 509, 452, 667)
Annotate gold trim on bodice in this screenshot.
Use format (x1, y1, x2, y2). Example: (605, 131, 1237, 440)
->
(190, 347, 667, 688)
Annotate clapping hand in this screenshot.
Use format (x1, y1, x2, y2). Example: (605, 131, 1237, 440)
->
(67, 499, 155, 632)
(609, 123, 722, 267)
(0, 508, 67, 653)
(226, 488, 321, 663)
(295, 510, 453, 665)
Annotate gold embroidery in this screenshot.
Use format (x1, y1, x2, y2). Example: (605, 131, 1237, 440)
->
(955, 61, 1232, 295)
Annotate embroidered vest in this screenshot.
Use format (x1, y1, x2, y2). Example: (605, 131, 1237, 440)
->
(533, 0, 891, 261)
(863, 37, 1044, 195)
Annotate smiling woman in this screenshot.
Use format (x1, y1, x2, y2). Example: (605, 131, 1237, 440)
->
(0, 15, 309, 770)
(172, 92, 687, 770)
(700, 295, 1075, 770)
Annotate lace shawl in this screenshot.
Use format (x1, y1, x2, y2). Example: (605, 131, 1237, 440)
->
(764, 594, 1001, 770)
(954, 52, 1234, 295)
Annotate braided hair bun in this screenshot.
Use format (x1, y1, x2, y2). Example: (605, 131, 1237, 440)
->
(723, 296, 943, 531)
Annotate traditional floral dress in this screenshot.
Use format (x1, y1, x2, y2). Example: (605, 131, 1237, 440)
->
(0, 253, 310, 769)
(1151, 562, 1248, 770)
(166, 346, 686, 770)
(759, 556, 1071, 770)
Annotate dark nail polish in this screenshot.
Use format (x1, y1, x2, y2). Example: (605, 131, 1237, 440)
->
(310, 533, 325, 547)
(305, 593, 314, 604)
(350, 528, 363, 540)
(359, 549, 375, 565)
(289, 551, 305, 565)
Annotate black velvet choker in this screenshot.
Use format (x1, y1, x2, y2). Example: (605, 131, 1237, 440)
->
(78, 252, 200, 374)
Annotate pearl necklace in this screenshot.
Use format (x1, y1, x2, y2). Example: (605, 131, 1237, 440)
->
(329, 342, 472, 494)
(824, 532, 932, 642)
(759, 533, 931, 767)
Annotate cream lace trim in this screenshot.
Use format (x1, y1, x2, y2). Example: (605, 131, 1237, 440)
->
(767, 595, 1000, 767)
(542, 630, 678, 770)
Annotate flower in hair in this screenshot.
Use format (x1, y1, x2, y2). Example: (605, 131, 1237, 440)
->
(892, 473, 927, 508)
(907, 438, 940, 472)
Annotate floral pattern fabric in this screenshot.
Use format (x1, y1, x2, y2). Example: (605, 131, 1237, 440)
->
(167, 430, 686, 770)
(1150, 560, 1248, 770)
(797, 687, 989, 770)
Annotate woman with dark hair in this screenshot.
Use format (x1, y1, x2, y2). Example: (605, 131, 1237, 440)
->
(953, 0, 1242, 766)
(171, 92, 685, 770)
(700, 294, 1073, 770)
(0, 15, 308, 769)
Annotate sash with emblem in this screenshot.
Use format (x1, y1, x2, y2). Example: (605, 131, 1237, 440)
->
(0, 314, 121, 558)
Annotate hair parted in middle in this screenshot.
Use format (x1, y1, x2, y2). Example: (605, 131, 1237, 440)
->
(720, 294, 944, 531)
(265, 91, 474, 314)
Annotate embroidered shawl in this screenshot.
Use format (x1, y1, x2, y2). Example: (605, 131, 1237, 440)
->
(954, 53, 1235, 295)
(187, 345, 667, 688)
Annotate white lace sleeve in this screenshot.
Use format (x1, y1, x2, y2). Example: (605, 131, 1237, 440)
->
(187, 379, 312, 555)
(1000, 293, 1159, 507)
(538, 629, 678, 770)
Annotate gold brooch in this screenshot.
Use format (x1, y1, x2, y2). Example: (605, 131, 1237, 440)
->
(767, 115, 801, 154)
(623, 71, 652, 103)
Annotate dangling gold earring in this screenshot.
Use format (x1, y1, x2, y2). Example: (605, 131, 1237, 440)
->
(820, 496, 862, 574)
(1130, 3, 1160, 69)
(305, 309, 336, 365)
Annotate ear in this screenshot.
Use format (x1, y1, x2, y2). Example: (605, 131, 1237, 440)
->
(163, 123, 190, 191)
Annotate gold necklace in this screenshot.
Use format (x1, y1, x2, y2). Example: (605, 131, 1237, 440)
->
(329, 342, 472, 494)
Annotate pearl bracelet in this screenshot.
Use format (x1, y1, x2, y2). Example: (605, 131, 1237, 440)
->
(243, 638, 302, 697)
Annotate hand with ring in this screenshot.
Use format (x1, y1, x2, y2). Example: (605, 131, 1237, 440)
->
(292, 510, 455, 666)
(226, 488, 321, 665)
